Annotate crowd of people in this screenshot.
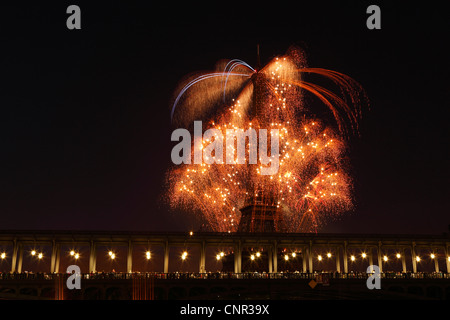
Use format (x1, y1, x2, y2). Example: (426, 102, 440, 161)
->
(0, 270, 448, 281)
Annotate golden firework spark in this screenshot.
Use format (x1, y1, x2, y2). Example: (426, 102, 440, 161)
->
(167, 46, 366, 233)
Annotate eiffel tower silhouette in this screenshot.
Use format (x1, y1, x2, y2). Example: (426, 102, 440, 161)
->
(237, 45, 284, 233)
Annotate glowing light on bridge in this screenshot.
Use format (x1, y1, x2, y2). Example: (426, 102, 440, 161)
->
(108, 251, 116, 260)
(181, 251, 188, 260)
(69, 250, 80, 259)
(383, 255, 388, 262)
(350, 255, 355, 261)
(146, 251, 151, 260)
(216, 251, 226, 261)
(327, 252, 332, 258)
(361, 253, 367, 259)
(0, 253, 5, 259)
(396, 253, 401, 259)
(317, 255, 323, 261)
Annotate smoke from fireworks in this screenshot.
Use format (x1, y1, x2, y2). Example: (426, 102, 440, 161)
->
(166, 46, 366, 233)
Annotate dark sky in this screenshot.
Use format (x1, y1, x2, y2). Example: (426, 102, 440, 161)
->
(1, 1, 448, 234)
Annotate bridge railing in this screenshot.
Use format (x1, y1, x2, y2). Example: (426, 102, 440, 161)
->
(0, 271, 449, 281)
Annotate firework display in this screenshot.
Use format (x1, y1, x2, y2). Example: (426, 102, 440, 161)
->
(167, 47, 366, 233)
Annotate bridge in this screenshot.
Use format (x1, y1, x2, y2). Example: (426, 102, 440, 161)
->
(1, 230, 449, 274)
(0, 230, 449, 300)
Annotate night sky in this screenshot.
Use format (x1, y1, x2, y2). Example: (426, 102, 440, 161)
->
(1, 1, 448, 235)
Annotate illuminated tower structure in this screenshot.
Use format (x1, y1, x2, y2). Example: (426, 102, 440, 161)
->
(237, 45, 284, 233)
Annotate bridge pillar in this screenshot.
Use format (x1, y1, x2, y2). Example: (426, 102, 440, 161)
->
(163, 241, 169, 274)
(434, 256, 439, 273)
(17, 245, 23, 273)
(432, 247, 439, 273)
(50, 241, 61, 273)
(343, 242, 348, 273)
(127, 240, 133, 273)
(308, 241, 313, 273)
(234, 241, 242, 273)
(377, 242, 383, 273)
(302, 246, 307, 273)
(368, 248, 374, 272)
(199, 241, 206, 273)
(56, 248, 60, 273)
(89, 241, 97, 273)
(273, 241, 277, 273)
(11, 240, 19, 273)
(401, 248, 407, 273)
(268, 247, 273, 273)
(411, 242, 417, 273)
(335, 246, 341, 273)
(445, 246, 450, 274)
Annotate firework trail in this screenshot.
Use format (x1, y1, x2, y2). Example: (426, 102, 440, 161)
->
(166, 46, 366, 233)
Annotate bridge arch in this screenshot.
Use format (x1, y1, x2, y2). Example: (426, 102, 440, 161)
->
(407, 286, 424, 296)
(84, 286, 103, 300)
(19, 287, 38, 296)
(0, 287, 16, 295)
(189, 286, 207, 297)
(105, 286, 130, 300)
(168, 286, 187, 299)
(426, 286, 443, 299)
